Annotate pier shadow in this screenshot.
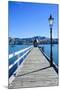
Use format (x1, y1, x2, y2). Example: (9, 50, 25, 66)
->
(16, 66, 50, 77)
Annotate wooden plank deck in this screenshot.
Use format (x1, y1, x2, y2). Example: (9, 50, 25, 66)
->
(9, 47, 58, 89)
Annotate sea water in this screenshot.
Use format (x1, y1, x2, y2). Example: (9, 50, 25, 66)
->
(39, 44, 58, 65)
(9, 45, 30, 54)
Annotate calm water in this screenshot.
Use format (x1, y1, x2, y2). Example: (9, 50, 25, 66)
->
(9, 45, 30, 54)
(39, 44, 58, 65)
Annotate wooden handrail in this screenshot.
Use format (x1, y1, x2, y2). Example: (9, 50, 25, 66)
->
(9, 48, 32, 70)
(9, 46, 33, 59)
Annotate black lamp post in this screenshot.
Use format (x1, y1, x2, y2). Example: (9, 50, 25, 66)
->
(48, 14, 54, 66)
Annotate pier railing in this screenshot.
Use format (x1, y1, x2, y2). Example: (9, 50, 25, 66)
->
(38, 46, 58, 73)
(9, 46, 33, 78)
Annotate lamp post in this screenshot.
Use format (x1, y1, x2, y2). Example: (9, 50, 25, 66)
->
(48, 14, 54, 66)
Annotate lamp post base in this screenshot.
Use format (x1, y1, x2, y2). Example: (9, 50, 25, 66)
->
(50, 60, 53, 67)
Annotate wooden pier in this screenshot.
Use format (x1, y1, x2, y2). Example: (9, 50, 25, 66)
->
(9, 47, 58, 88)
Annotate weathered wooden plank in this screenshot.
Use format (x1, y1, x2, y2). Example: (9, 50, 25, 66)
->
(9, 47, 58, 89)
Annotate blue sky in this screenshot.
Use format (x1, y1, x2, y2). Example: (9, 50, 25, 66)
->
(8, 1, 58, 38)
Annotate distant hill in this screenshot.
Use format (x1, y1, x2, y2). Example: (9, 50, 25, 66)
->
(9, 36, 58, 45)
